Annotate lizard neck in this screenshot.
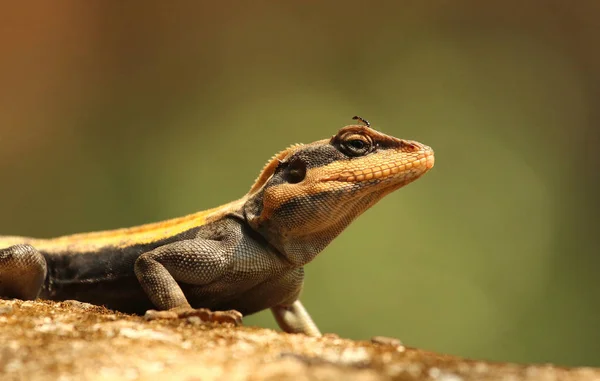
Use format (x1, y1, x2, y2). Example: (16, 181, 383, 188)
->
(243, 187, 386, 267)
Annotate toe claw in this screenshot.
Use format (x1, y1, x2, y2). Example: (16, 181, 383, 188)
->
(210, 309, 243, 326)
(144, 309, 178, 320)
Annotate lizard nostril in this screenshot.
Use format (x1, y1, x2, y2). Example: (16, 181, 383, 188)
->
(399, 140, 418, 151)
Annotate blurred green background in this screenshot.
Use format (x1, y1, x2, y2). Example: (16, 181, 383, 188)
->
(1, 1, 599, 367)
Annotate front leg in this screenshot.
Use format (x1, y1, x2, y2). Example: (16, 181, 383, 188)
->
(272, 300, 322, 337)
(134, 238, 240, 324)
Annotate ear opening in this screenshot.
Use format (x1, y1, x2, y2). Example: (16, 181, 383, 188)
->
(248, 144, 302, 195)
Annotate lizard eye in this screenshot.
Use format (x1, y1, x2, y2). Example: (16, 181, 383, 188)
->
(348, 139, 366, 150)
(284, 158, 306, 184)
(342, 135, 372, 157)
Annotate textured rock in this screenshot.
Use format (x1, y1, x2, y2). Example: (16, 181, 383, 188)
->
(0, 299, 597, 381)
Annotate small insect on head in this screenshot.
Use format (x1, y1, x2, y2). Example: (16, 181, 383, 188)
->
(351, 115, 370, 127)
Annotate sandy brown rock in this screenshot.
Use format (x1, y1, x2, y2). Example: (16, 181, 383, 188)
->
(0, 299, 597, 381)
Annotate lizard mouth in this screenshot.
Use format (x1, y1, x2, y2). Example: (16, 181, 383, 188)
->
(322, 152, 434, 183)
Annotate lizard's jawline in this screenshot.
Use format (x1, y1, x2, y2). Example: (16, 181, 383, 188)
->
(320, 154, 433, 184)
(320, 171, 428, 184)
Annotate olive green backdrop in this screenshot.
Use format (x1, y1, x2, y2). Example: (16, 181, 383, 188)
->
(1, 1, 598, 367)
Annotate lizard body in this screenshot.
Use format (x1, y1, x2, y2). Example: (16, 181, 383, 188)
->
(0, 121, 434, 336)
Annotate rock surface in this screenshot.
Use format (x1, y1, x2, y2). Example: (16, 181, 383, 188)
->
(0, 299, 597, 381)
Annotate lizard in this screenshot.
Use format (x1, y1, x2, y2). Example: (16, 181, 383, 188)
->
(0, 117, 434, 336)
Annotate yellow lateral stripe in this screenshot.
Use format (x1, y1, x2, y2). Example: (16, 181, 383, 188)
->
(1, 199, 245, 252)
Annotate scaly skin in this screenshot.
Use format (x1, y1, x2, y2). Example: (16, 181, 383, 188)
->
(0, 121, 434, 336)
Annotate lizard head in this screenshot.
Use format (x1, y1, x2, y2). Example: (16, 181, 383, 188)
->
(243, 123, 434, 266)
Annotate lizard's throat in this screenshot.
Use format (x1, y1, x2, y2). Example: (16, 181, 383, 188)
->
(245, 189, 386, 267)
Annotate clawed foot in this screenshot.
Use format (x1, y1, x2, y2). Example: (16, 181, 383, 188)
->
(62, 300, 97, 311)
(144, 307, 243, 326)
